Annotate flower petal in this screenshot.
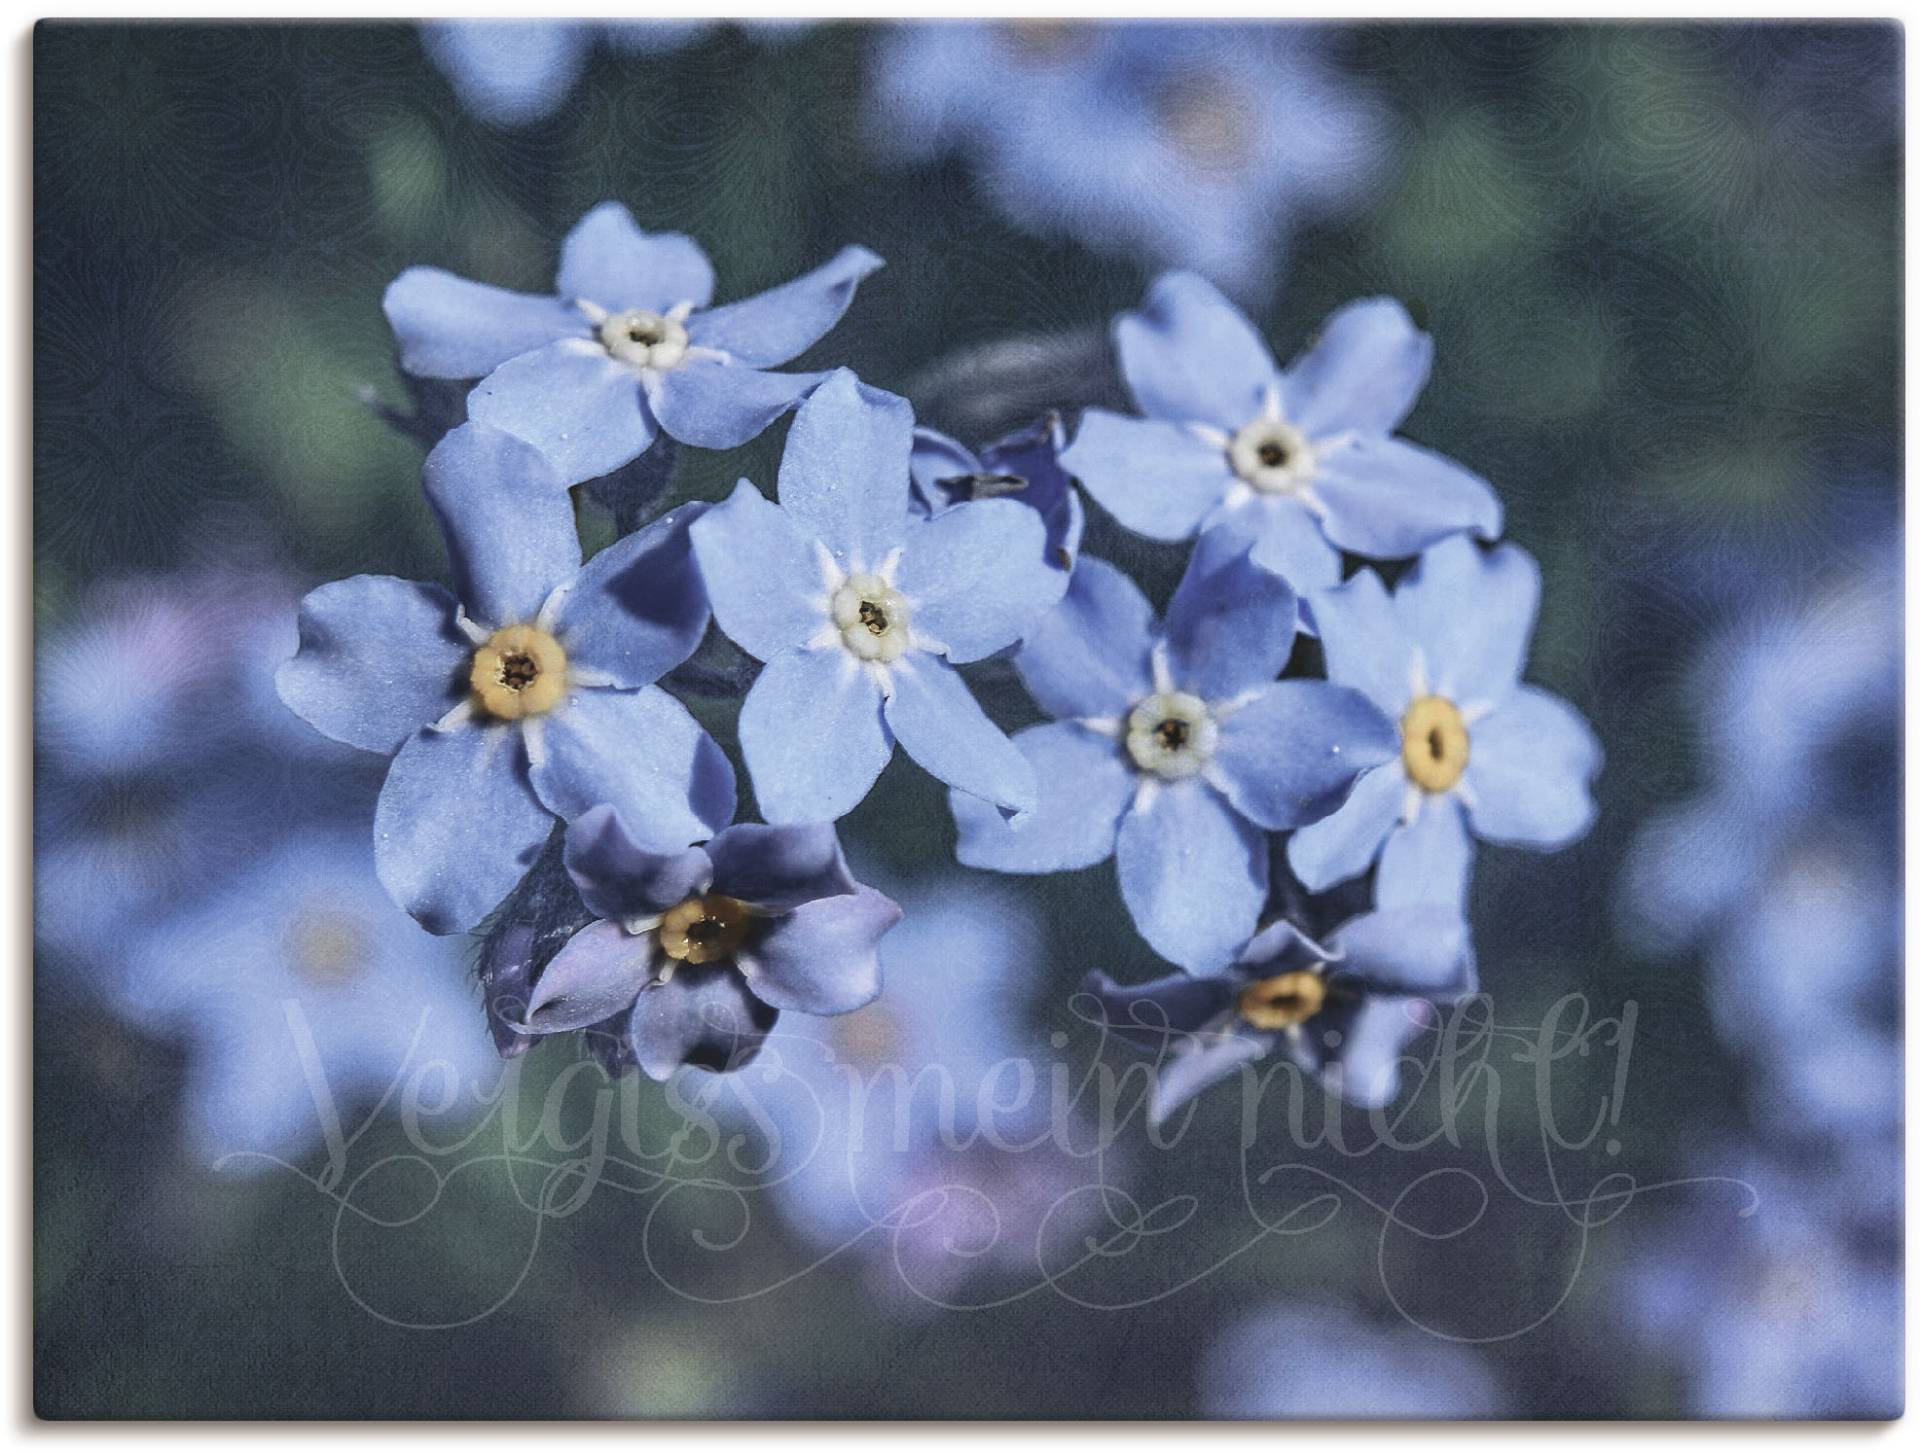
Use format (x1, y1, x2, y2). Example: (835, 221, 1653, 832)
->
(688, 480, 827, 662)
(553, 500, 710, 687)
(1115, 271, 1279, 431)
(1240, 496, 1344, 596)
(776, 369, 915, 572)
(466, 339, 656, 488)
(423, 423, 581, 627)
(908, 425, 980, 510)
(738, 646, 892, 824)
(1161, 524, 1299, 701)
(1317, 998, 1430, 1109)
(704, 822, 856, 912)
(1375, 793, 1474, 910)
(1284, 761, 1405, 891)
(687, 245, 884, 368)
(1462, 686, 1602, 848)
(894, 498, 1055, 662)
(647, 362, 822, 450)
(1115, 781, 1266, 974)
(628, 968, 775, 1081)
(563, 802, 712, 921)
(1014, 557, 1156, 721)
(1312, 438, 1503, 560)
(1212, 681, 1398, 831)
(1393, 536, 1540, 707)
(1236, 920, 1333, 975)
(531, 686, 736, 851)
(373, 722, 554, 935)
(1079, 968, 1238, 1052)
(1309, 566, 1416, 715)
(421, 20, 592, 127)
(276, 577, 468, 754)
(883, 655, 1036, 818)
(1152, 1031, 1268, 1125)
(556, 202, 715, 313)
(1284, 298, 1433, 439)
(740, 884, 900, 1015)
(951, 721, 1134, 874)
(1325, 905, 1476, 997)
(382, 267, 587, 380)
(1061, 409, 1228, 543)
(523, 919, 656, 1034)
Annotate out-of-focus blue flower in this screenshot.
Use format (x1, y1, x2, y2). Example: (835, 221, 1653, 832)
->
(1082, 904, 1474, 1123)
(1287, 536, 1601, 910)
(954, 526, 1397, 971)
(869, 23, 1387, 302)
(384, 202, 882, 485)
(278, 423, 733, 936)
(1199, 1300, 1509, 1417)
(1063, 273, 1502, 594)
(422, 20, 705, 127)
(691, 371, 1058, 824)
(115, 829, 497, 1171)
(516, 804, 899, 1080)
(910, 413, 1085, 580)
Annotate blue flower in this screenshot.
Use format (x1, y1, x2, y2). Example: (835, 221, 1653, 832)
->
(1081, 904, 1475, 1123)
(115, 830, 498, 1171)
(421, 21, 705, 127)
(515, 804, 900, 1080)
(277, 423, 734, 935)
(1061, 272, 1503, 594)
(690, 370, 1059, 824)
(383, 202, 882, 485)
(910, 412, 1085, 579)
(953, 526, 1397, 971)
(1287, 535, 1602, 910)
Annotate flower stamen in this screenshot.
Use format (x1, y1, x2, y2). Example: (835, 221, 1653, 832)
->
(658, 895, 752, 966)
(1237, 969, 1327, 1031)
(1126, 691, 1218, 779)
(1401, 694, 1470, 793)
(831, 573, 912, 663)
(470, 623, 569, 720)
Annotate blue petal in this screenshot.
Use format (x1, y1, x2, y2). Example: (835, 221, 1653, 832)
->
(1062, 410, 1228, 542)
(689, 481, 827, 662)
(1115, 271, 1279, 431)
(1312, 438, 1503, 560)
(421, 21, 591, 127)
(951, 722, 1134, 874)
(1115, 781, 1267, 973)
(741, 885, 899, 1015)
(894, 499, 1055, 662)
(647, 362, 822, 449)
(423, 423, 580, 627)
(705, 822, 857, 911)
(1462, 686, 1602, 848)
(555, 202, 715, 313)
(1212, 681, 1398, 830)
(1014, 557, 1155, 721)
(776, 369, 915, 572)
(563, 802, 712, 921)
(1153, 1031, 1268, 1125)
(1392, 536, 1540, 707)
(1325, 905, 1475, 997)
(276, 577, 467, 754)
(628, 968, 775, 1081)
(1232, 495, 1344, 596)
(523, 920, 655, 1033)
(382, 267, 586, 380)
(883, 655, 1036, 818)
(687, 245, 884, 368)
(1284, 298, 1433, 438)
(1309, 566, 1416, 715)
(1375, 793, 1474, 910)
(1318, 998, 1429, 1109)
(373, 722, 554, 935)
(530, 686, 736, 851)
(1079, 968, 1237, 1051)
(738, 646, 892, 823)
(908, 426, 980, 510)
(1237, 920, 1333, 975)
(553, 500, 710, 687)
(1284, 761, 1405, 891)
(1161, 525, 1298, 701)
(466, 340, 655, 488)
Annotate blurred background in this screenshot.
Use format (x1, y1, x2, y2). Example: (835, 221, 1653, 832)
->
(34, 20, 1900, 1419)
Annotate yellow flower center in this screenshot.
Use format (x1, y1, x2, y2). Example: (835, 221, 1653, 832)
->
(830, 573, 912, 663)
(285, 905, 370, 985)
(1125, 690, 1217, 779)
(1155, 74, 1259, 171)
(1236, 969, 1327, 1031)
(657, 895, 752, 966)
(469, 623, 569, 721)
(1401, 694, 1470, 793)
(598, 308, 689, 371)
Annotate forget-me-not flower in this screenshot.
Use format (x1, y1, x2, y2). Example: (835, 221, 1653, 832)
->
(1288, 536, 1601, 909)
(953, 526, 1397, 972)
(1082, 904, 1475, 1123)
(278, 423, 734, 935)
(691, 370, 1059, 824)
(384, 202, 882, 485)
(909, 413, 1085, 580)
(1062, 272, 1502, 594)
(517, 804, 900, 1080)
(422, 20, 704, 127)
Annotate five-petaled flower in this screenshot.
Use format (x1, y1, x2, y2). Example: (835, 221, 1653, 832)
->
(952, 525, 1398, 973)
(690, 369, 1061, 824)
(384, 201, 882, 486)
(277, 423, 735, 935)
(518, 804, 901, 1079)
(1080, 904, 1476, 1124)
(1287, 535, 1603, 909)
(1062, 271, 1502, 594)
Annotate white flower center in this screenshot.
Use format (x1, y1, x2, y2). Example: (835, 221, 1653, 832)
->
(598, 309, 690, 371)
(830, 573, 912, 663)
(1125, 691, 1218, 779)
(1229, 417, 1315, 495)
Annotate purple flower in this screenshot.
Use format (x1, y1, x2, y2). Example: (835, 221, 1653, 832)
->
(384, 202, 882, 485)
(1062, 272, 1502, 594)
(277, 423, 734, 935)
(519, 805, 900, 1080)
(909, 413, 1086, 580)
(422, 21, 705, 127)
(954, 526, 1397, 972)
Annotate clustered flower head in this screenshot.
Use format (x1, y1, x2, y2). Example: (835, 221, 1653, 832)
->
(278, 199, 1600, 1099)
